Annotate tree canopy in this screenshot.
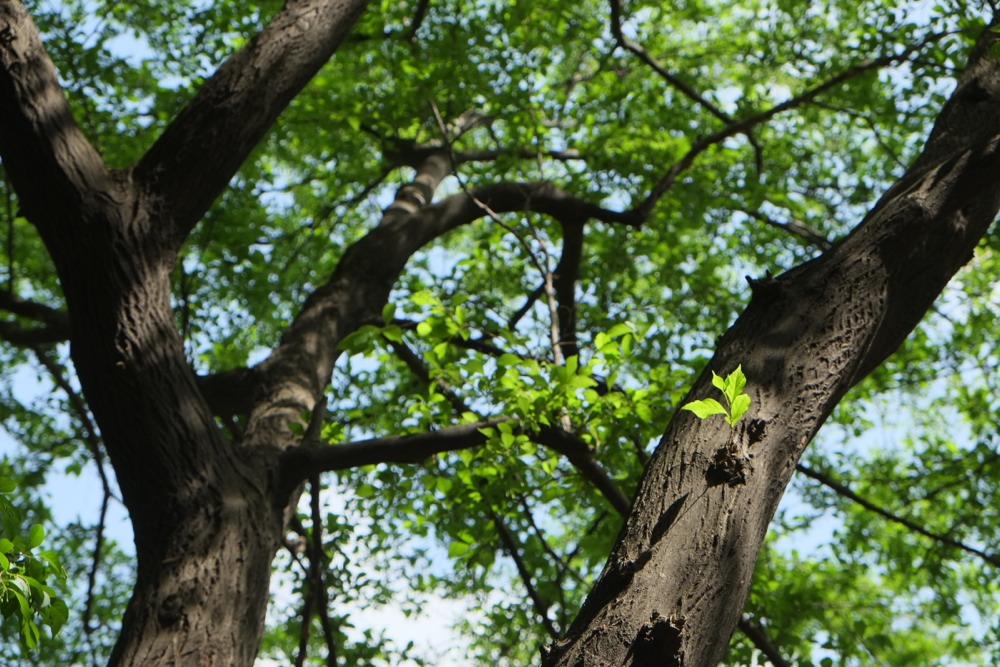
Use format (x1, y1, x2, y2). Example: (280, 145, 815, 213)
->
(0, 0, 999, 665)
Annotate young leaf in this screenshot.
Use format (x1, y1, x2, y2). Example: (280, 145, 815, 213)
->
(682, 398, 728, 419)
(728, 394, 751, 426)
(728, 365, 747, 400)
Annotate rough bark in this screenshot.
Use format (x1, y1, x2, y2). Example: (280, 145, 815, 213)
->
(543, 24, 1000, 667)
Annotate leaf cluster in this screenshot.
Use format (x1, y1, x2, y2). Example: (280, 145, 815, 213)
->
(0, 478, 67, 651)
(682, 365, 751, 428)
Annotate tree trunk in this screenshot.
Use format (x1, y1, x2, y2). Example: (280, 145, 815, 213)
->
(108, 485, 281, 666)
(36, 191, 287, 666)
(544, 25, 1000, 667)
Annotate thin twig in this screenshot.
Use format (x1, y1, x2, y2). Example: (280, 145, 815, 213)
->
(404, 0, 431, 41)
(607, 0, 765, 173)
(633, 30, 951, 221)
(738, 616, 792, 667)
(797, 463, 1000, 567)
(490, 508, 559, 638)
(32, 349, 117, 660)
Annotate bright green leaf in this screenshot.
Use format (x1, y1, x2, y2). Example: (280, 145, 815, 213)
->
(681, 398, 728, 419)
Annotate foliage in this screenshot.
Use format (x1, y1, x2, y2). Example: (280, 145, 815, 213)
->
(0, 477, 67, 651)
(0, 0, 997, 664)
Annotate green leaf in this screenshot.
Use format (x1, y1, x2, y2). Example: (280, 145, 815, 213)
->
(728, 365, 747, 400)
(381, 302, 397, 324)
(27, 524, 44, 550)
(448, 541, 470, 558)
(607, 323, 632, 339)
(729, 393, 751, 426)
(711, 371, 725, 392)
(681, 398, 728, 419)
(410, 290, 437, 307)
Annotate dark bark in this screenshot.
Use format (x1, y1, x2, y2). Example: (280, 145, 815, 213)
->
(543, 24, 1000, 667)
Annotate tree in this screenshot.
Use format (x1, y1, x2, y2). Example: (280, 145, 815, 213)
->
(0, 0, 998, 665)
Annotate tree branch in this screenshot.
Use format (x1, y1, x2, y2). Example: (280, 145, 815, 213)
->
(608, 0, 733, 128)
(387, 338, 632, 516)
(278, 419, 504, 497)
(547, 22, 1000, 667)
(739, 208, 832, 249)
(133, 0, 371, 245)
(31, 346, 118, 652)
(607, 0, 766, 173)
(0, 319, 66, 345)
(534, 426, 631, 518)
(244, 179, 632, 456)
(633, 29, 951, 221)
(519, 495, 589, 589)
(0, 291, 68, 327)
(0, 2, 115, 229)
(796, 463, 1000, 568)
(553, 221, 584, 359)
(737, 617, 792, 667)
(491, 508, 560, 638)
(403, 0, 431, 41)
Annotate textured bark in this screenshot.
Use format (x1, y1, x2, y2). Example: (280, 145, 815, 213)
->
(544, 24, 1000, 667)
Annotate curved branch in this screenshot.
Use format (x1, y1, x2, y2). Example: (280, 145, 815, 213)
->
(633, 29, 951, 221)
(739, 208, 832, 249)
(491, 508, 560, 638)
(534, 426, 631, 518)
(608, 0, 732, 126)
(0, 3, 114, 228)
(737, 617, 792, 667)
(133, 0, 371, 244)
(796, 463, 1000, 568)
(387, 337, 631, 516)
(244, 180, 632, 454)
(607, 0, 766, 172)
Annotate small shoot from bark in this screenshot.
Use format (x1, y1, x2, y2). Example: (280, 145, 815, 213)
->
(682, 366, 752, 486)
(681, 365, 750, 428)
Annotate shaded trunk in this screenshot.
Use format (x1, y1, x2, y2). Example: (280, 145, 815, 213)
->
(109, 486, 280, 666)
(0, 2, 369, 663)
(38, 192, 286, 666)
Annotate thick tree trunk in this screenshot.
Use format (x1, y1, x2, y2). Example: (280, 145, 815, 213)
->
(544, 25, 1000, 667)
(109, 484, 281, 666)
(35, 192, 287, 666)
